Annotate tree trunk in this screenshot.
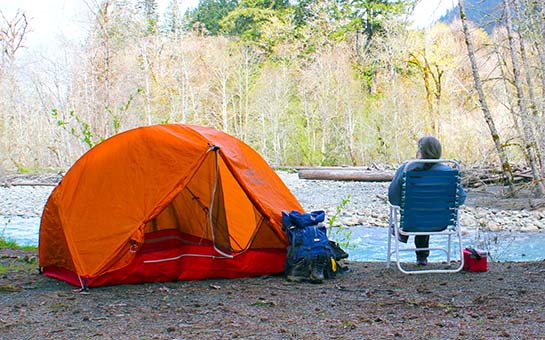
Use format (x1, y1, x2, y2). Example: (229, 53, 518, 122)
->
(525, 0, 545, 102)
(503, 0, 545, 196)
(408, 51, 443, 137)
(524, 0, 545, 175)
(493, 43, 520, 135)
(458, 0, 515, 194)
(541, 1, 545, 104)
(513, 0, 545, 173)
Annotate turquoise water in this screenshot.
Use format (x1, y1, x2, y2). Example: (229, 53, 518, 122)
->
(2, 215, 545, 262)
(1, 216, 40, 247)
(331, 226, 545, 262)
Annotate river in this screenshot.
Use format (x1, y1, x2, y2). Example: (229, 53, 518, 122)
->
(3, 215, 544, 262)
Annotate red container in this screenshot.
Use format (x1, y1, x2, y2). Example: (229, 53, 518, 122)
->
(463, 248, 488, 272)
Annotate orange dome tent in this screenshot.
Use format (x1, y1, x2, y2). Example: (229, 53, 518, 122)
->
(39, 124, 303, 288)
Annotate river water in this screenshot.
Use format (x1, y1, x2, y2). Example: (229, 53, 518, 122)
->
(2, 215, 544, 262)
(332, 225, 545, 262)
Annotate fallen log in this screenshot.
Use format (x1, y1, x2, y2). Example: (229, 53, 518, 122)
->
(291, 165, 536, 186)
(1, 182, 57, 187)
(298, 169, 394, 182)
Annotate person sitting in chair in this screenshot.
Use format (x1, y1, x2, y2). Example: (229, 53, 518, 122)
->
(388, 136, 466, 266)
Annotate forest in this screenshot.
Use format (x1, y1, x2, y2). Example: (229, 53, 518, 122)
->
(1, 0, 544, 195)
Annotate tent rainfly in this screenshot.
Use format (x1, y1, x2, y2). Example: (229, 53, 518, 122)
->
(39, 124, 303, 288)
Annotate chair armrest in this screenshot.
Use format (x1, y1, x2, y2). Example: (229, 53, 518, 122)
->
(388, 202, 400, 228)
(387, 201, 400, 210)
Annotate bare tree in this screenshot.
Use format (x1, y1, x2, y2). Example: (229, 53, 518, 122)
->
(164, 0, 182, 39)
(83, 0, 115, 139)
(408, 51, 444, 136)
(540, 1, 545, 105)
(0, 10, 28, 68)
(0, 10, 29, 170)
(523, 0, 545, 104)
(492, 41, 521, 140)
(520, 0, 545, 175)
(503, 0, 545, 195)
(459, 0, 515, 194)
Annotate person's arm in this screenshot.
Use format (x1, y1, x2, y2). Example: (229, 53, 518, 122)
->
(458, 184, 467, 205)
(388, 164, 406, 206)
(445, 163, 467, 205)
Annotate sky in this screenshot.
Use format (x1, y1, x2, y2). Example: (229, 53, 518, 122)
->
(2, 0, 85, 51)
(412, 0, 457, 29)
(1, 0, 456, 55)
(1, 0, 199, 54)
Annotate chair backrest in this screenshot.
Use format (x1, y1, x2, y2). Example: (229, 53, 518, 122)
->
(400, 164, 462, 232)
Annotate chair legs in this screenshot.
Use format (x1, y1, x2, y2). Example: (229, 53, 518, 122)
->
(386, 226, 464, 274)
(386, 226, 392, 269)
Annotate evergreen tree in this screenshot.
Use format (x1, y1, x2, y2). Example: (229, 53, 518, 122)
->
(220, 0, 290, 40)
(185, 0, 239, 35)
(335, 0, 409, 47)
(292, 0, 318, 28)
(164, 0, 182, 36)
(137, 0, 159, 34)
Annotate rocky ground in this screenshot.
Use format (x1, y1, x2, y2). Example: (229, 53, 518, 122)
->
(278, 171, 545, 233)
(1, 249, 544, 339)
(1, 171, 545, 339)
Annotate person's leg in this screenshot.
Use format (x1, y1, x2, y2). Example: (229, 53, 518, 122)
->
(415, 235, 430, 264)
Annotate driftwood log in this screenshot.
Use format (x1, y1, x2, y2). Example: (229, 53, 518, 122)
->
(0, 173, 63, 187)
(295, 165, 535, 188)
(1, 182, 57, 187)
(462, 166, 534, 188)
(297, 168, 394, 182)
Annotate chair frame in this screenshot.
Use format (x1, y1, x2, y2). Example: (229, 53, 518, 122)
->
(386, 159, 464, 274)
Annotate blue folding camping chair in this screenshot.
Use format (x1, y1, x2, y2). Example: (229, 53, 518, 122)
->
(387, 159, 465, 274)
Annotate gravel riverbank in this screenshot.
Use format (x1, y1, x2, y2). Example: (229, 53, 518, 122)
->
(1, 171, 544, 234)
(279, 171, 545, 233)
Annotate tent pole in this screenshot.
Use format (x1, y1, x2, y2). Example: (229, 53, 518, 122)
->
(208, 145, 234, 259)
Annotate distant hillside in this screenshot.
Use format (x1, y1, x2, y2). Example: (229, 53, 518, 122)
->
(439, 0, 503, 33)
